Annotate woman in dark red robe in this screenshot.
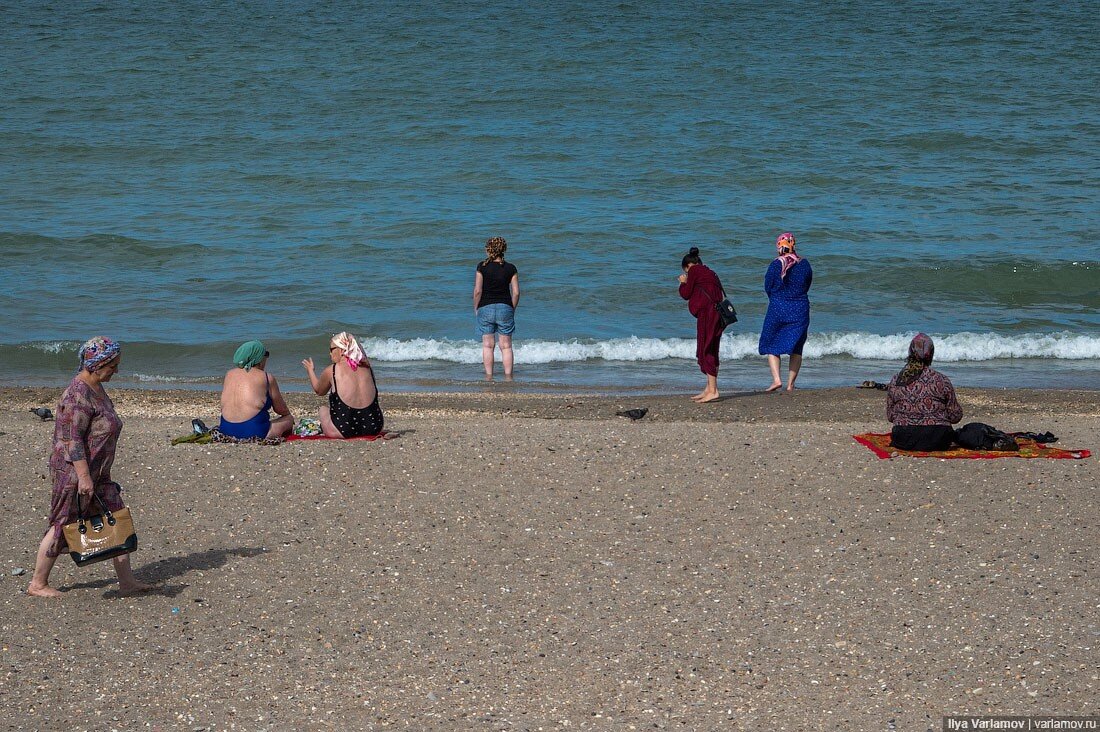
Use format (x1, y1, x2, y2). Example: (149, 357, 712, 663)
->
(678, 247, 726, 403)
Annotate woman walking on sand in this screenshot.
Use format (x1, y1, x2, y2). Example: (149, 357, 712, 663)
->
(473, 236, 520, 381)
(678, 247, 727, 403)
(27, 337, 154, 598)
(758, 232, 812, 392)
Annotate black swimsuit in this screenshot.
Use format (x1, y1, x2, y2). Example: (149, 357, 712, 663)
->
(329, 365, 384, 437)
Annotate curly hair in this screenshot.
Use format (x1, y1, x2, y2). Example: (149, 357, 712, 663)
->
(483, 236, 507, 265)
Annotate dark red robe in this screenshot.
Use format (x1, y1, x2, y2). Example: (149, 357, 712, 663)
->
(678, 264, 725, 376)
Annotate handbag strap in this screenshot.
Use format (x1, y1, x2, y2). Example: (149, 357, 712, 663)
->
(72, 486, 112, 523)
(711, 274, 727, 305)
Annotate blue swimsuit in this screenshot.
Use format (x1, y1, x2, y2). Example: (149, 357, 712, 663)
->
(219, 376, 273, 439)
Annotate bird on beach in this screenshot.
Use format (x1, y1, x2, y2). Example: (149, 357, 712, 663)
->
(29, 407, 54, 420)
(616, 408, 648, 421)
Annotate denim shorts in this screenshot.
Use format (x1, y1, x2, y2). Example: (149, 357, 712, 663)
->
(476, 303, 515, 336)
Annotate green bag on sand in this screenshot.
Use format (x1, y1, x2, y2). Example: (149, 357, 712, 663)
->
(171, 432, 213, 445)
(294, 417, 322, 437)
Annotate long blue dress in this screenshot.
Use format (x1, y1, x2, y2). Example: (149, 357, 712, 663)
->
(758, 258, 812, 356)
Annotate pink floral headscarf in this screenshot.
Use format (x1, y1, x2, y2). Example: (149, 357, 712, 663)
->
(331, 332, 367, 370)
(775, 232, 803, 279)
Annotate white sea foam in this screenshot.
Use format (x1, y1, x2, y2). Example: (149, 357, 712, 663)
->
(24, 340, 80, 354)
(359, 332, 1100, 364)
(130, 372, 186, 382)
(17, 332, 1100, 365)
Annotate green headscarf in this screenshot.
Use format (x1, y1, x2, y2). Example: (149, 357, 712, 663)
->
(233, 340, 267, 371)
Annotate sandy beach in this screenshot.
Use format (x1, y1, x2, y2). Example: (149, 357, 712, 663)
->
(1, 386, 1096, 731)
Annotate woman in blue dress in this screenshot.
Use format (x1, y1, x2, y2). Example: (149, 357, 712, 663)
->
(758, 232, 812, 392)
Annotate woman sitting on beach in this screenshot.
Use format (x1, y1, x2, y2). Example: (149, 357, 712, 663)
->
(678, 247, 727, 403)
(218, 340, 293, 440)
(473, 236, 520, 381)
(302, 332, 385, 438)
(758, 232, 812, 392)
(886, 333, 963, 451)
(28, 337, 154, 597)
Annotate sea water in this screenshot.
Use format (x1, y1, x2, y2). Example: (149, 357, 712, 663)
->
(2, 2, 1097, 392)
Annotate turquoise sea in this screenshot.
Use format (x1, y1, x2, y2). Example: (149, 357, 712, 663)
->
(2, 2, 1098, 392)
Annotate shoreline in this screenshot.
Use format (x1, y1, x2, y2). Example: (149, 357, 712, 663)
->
(4, 385, 1099, 425)
(3, 358, 1099, 395)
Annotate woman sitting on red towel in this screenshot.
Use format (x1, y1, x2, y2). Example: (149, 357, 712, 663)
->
(886, 333, 963, 451)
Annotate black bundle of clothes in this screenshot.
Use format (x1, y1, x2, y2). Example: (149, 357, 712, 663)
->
(893, 422, 1057, 452)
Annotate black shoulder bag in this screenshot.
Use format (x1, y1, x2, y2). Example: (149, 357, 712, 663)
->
(715, 287, 738, 329)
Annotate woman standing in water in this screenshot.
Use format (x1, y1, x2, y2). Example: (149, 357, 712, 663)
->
(473, 236, 520, 381)
(758, 232, 812, 392)
(678, 247, 727, 403)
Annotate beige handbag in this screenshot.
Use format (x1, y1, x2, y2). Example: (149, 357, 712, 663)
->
(61, 490, 138, 566)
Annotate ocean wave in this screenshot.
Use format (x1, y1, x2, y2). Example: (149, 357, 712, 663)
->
(357, 332, 1100, 364)
(796, 332, 1100, 362)
(0, 232, 210, 267)
(130, 372, 187, 383)
(8, 332, 1099, 368)
(821, 257, 1099, 309)
(19, 340, 80, 355)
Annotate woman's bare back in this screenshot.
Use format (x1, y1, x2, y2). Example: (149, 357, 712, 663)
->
(331, 360, 376, 408)
(220, 368, 270, 421)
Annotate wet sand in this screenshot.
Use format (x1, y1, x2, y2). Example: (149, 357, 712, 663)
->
(1, 387, 1096, 730)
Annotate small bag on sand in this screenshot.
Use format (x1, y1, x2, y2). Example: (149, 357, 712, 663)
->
(62, 491, 138, 566)
(955, 422, 1019, 452)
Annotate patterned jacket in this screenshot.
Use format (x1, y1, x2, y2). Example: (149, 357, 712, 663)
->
(886, 368, 963, 426)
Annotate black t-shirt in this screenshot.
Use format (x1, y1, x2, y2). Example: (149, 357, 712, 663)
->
(476, 260, 518, 308)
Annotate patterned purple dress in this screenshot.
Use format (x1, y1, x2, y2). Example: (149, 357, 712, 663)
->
(44, 377, 125, 557)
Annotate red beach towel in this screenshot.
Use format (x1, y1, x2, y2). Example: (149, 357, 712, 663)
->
(853, 433, 1090, 460)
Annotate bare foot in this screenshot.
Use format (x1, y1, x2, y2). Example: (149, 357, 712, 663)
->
(503, 374, 514, 382)
(786, 384, 797, 392)
(696, 391, 720, 403)
(27, 583, 62, 598)
(118, 581, 157, 595)
(765, 382, 782, 393)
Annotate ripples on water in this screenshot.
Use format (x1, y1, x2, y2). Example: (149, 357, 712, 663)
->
(1, 2, 1097, 390)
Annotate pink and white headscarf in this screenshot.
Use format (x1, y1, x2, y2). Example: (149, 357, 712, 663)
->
(775, 232, 803, 279)
(331, 332, 367, 370)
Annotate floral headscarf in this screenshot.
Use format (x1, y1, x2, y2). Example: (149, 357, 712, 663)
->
(775, 232, 803, 279)
(331, 332, 367, 371)
(895, 333, 935, 387)
(79, 336, 121, 372)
